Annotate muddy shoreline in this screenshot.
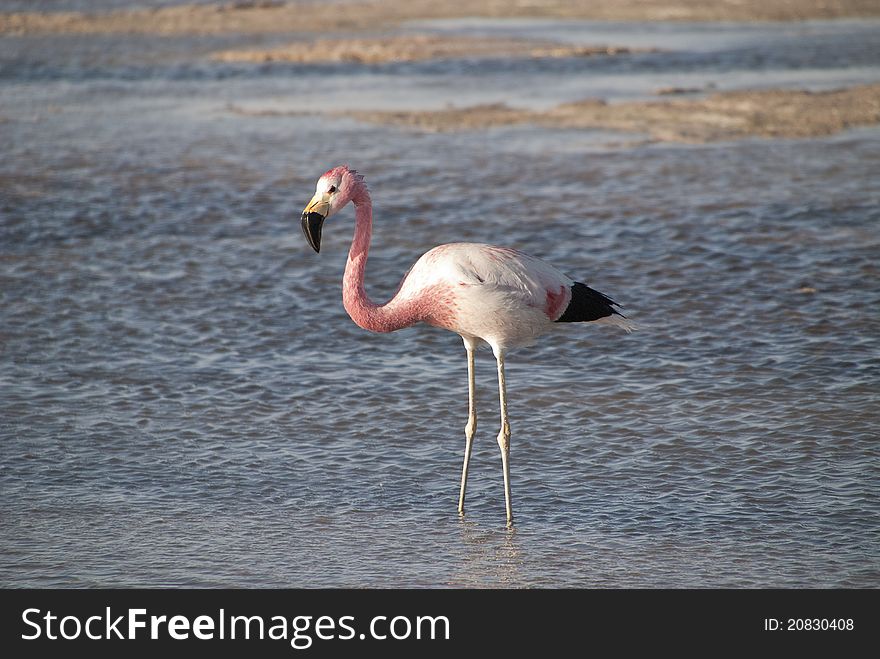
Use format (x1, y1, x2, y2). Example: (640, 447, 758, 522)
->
(4, 2, 879, 143)
(230, 85, 880, 143)
(3, 0, 880, 36)
(212, 35, 644, 64)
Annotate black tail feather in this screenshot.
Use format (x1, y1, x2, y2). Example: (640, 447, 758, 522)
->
(555, 282, 624, 323)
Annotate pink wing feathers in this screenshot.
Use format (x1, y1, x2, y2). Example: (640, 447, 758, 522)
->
(413, 243, 574, 321)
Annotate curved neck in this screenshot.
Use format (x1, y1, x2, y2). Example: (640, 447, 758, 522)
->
(342, 195, 420, 333)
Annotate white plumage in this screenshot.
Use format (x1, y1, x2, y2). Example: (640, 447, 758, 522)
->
(398, 242, 580, 352)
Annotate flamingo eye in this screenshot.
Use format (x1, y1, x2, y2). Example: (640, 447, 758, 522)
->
(328, 185, 337, 194)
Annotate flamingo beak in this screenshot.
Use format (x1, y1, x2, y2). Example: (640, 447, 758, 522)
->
(301, 194, 329, 253)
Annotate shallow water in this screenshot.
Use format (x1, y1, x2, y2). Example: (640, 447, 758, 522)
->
(1, 14, 879, 587)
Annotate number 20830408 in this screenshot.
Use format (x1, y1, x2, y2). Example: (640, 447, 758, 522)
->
(764, 619, 854, 631)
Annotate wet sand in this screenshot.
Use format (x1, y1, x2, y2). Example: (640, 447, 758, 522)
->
(212, 35, 640, 64)
(4, 2, 879, 142)
(3, 0, 880, 36)
(335, 84, 880, 142)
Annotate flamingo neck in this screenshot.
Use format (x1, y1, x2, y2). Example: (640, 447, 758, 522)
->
(342, 195, 420, 333)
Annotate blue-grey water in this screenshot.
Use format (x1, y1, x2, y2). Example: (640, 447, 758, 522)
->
(1, 10, 879, 587)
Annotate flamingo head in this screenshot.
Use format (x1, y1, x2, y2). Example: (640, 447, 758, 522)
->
(301, 165, 367, 253)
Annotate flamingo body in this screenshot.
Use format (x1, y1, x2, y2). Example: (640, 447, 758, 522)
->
(397, 243, 573, 350)
(301, 165, 632, 524)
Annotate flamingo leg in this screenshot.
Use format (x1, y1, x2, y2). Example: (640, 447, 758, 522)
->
(458, 340, 477, 515)
(495, 350, 513, 525)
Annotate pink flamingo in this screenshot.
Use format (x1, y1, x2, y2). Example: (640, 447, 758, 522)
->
(301, 165, 633, 524)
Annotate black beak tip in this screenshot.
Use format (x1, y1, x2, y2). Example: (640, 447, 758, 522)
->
(301, 211, 325, 254)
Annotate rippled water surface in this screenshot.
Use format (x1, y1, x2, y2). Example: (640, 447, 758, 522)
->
(1, 13, 879, 587)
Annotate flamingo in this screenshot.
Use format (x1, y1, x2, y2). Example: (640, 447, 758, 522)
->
(301, 165, 633, 524)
